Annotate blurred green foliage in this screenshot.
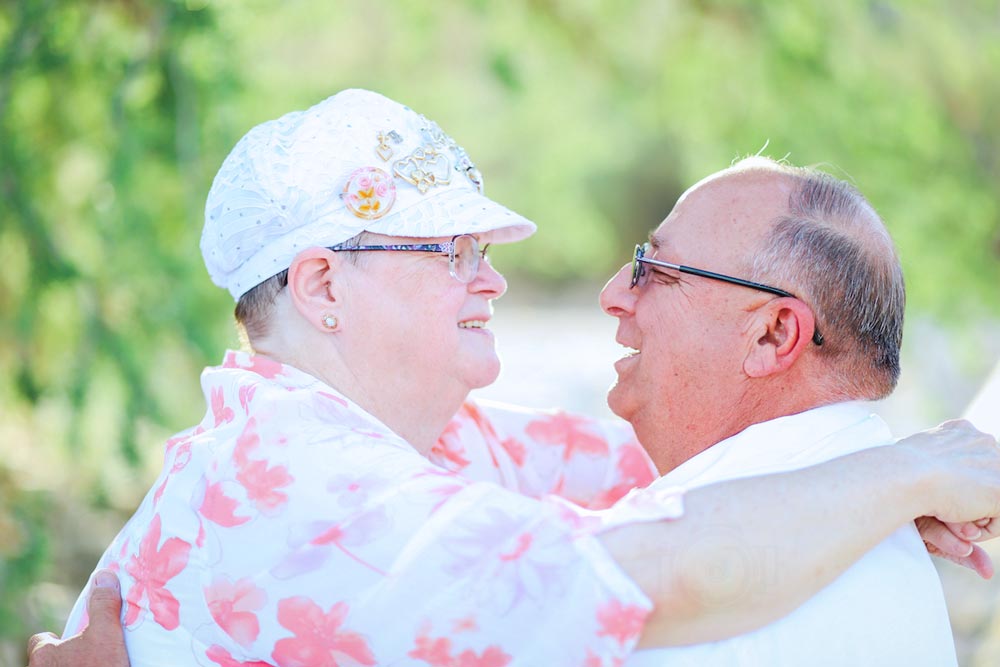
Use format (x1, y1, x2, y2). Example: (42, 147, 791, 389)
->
(0, 465, 50, 641)
(1, 0, 998, 652)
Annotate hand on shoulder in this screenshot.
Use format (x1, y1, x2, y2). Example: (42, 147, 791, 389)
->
(26, 570, 129, 667)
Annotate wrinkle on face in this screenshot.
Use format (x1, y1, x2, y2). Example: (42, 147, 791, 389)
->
(605, 171, 798, 471)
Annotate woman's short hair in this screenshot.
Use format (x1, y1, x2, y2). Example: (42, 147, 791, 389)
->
(234, 231, 372, 344)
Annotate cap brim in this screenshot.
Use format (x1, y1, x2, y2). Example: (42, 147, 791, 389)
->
(363, 187, 536, 244)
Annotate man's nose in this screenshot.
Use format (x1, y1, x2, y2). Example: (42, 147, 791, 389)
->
(599, 264, 636, 317)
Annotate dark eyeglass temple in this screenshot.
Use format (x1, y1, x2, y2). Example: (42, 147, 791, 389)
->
(681, 266, 824, 346)
(633, 247, 824, 346)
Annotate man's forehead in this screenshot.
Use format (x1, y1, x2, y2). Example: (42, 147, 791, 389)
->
(648, 230, 671, 251)
(678, 171, 789, 219)
(647, 223, 701, 262)
(649, 171, 790, 259)
(647, 180, 729, 247)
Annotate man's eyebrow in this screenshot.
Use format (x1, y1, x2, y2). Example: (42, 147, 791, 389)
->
(648, 232, 664, 251)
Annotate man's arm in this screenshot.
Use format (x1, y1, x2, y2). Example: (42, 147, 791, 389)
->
(27, 570, 128, 667)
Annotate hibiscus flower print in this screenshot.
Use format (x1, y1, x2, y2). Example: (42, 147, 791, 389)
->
(153, 437, 196, 506)
(326, 473, 389, 510)
(498, 437, 526, 467)
(595, 599, 648, 646)
(309, 510, 390, 575)
(408, 633, 511, 667)
(591, 442, 656, 509)
(271, 508, 390, 580)
(199, 480, 252, 528)
(316, 391, 348, 409)
(437, 505, 571, 614)
(271, 597, 375, 667)
(414, 472, 467, 515)
(223, 351, 284, 379)
(204, 575, 267, 648)
(204, 645, 271, 667)
(124, 514, 192, 630)
(430, 419, 472, 471)
(583, 650, 626, 667)
(235, 459, 293, 515)
(233, 418, 261, 469)
(212, 387, 235, 427)
(218, 417, 293, 517)
(239, 384, 258, 414)
(524, 412, 610, 461)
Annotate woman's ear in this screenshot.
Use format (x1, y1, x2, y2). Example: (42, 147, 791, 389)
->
(286, 247, 344, 333)
(743, 298, 817, 378)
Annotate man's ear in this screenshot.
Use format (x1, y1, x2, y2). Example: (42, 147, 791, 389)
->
(286, 247, 345, 332)
(743, 298, 817, 378)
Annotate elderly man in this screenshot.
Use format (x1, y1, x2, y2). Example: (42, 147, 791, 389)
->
(32, 153, 996, 664)
(602, 156, 957, 665)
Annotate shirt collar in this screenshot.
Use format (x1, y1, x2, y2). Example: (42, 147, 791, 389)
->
(656, 402, 892, 488)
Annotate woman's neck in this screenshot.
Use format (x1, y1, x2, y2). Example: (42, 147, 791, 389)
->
(332, 367, 466, 456)
(253, 335, 464, 457)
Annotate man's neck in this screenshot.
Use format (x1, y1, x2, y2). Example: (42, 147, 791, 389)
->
(643, 388, 839, 475)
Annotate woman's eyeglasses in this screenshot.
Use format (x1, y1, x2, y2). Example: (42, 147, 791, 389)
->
(328, 234, 489, 284)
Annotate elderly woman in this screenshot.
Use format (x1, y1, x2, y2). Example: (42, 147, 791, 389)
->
(60, 89, 1000, 667)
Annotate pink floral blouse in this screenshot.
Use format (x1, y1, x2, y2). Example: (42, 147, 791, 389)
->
(63, 351, 662, 666)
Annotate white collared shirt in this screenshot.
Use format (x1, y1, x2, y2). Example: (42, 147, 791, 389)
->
(628, 402, 957, 667)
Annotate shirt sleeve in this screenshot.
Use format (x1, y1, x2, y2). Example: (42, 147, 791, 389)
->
(190, 422, 654, 667)
(466, 399, 658, 509)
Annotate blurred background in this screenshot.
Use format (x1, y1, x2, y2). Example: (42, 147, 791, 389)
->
(1, 0, 998, 664)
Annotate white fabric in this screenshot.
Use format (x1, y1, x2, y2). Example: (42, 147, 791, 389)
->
(964, 360, 1000, 438)
(628, 402, 957, 667)
(202, 89, 536, 299)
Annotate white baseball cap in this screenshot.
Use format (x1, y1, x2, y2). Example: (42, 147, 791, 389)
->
(201, 89, 537, 300)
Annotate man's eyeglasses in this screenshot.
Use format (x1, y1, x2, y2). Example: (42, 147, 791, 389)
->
(631, 242, 824, 346)
(328, 234, 489, 284)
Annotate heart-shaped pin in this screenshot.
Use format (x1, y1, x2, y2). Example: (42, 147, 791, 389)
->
(375, 132, 394, 162)
(393, 145, 452, 193)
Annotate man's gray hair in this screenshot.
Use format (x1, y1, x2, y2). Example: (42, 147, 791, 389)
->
(733, 157, 905, 399)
